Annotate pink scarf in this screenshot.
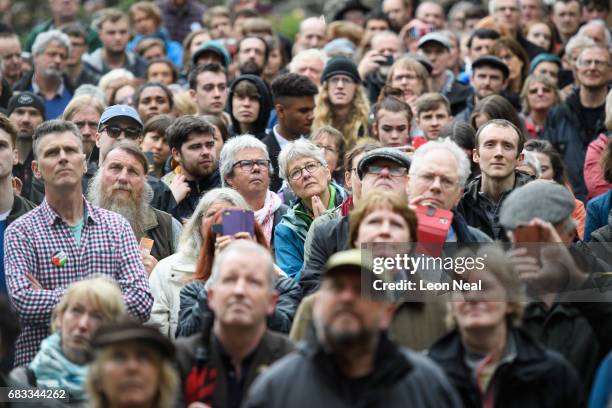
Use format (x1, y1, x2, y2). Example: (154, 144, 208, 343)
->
(255, 190, 282, 244)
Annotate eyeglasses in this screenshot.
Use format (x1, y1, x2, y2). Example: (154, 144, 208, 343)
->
(416, 173, 458, 189)
(365, 164, 408, 177)
(101, 125, 142, 140)
(577, 59, 610, 69)
(289, 161, 323, 181)
(316, 144, 338, 154)
(233, 159, 270, 171)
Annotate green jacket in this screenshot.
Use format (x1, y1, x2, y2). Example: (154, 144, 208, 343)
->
(24, 20, 101, 53)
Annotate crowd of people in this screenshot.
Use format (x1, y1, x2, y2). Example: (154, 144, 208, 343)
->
(0, 0, 611, 405)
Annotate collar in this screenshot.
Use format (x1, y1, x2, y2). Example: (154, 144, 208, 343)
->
(441, 70, 455, 94)
(272, 125, 291, 149)
(31, 73, 65, 98)
(40, 197, 97, 227)
(142, 205, 159, 232)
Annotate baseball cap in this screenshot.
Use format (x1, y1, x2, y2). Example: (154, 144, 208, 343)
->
(418, 32, 452, 51)
(91, 318, 174, 358)
(98, 105, 143, 131)
(472, 55, 510, 79)
(192, 40, 231, 70)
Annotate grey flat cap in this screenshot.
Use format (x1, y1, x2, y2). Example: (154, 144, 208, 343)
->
(499, 180, 575, 230)
(357, 147, 411, 179)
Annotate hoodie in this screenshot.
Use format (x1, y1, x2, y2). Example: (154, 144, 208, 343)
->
(227, 75, 273, 140)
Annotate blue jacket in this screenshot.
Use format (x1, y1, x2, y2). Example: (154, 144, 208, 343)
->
(274, 181, 346, 280)
(590, 351, 612, 408)
(585, 190, 612, 241)
(127, 29, 183, 68)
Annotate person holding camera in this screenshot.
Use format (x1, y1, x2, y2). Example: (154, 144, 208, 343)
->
(358, 30, 402, 104)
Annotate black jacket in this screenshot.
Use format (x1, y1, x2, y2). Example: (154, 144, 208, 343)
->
(175, 329, 294, 408)
(164, 167, 222, 222)
(244, 331, 463, 408)
(228, 75, 273, 140)
(428, 328, 583, 408)
(176, 274, 301, 338)
(0, 78, 12, 110)
(299, 210, 489, 297)
(542, 87, 608, 202)
(457, 171, 534, 240)
(7, 194, 36, 225)
(261, 132, 282, 193)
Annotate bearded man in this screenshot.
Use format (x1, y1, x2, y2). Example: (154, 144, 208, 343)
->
(88, 141, 182, 273)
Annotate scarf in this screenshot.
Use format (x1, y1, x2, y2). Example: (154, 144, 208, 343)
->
(29, 333, 88, 401)
(255, 190, 282, 244)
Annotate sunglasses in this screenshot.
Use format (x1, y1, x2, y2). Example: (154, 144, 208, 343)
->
(101, 125, 142, 140)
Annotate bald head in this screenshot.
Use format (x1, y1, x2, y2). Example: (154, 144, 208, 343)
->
(296, 17, 327, 50)
(416, 2, 445, 29)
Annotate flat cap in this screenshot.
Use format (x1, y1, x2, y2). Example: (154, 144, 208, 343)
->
(472, 55, 510, 79)
(499, 180, 575, 230)
(357, 147, 411, 179)
(91, 319, 174, 358)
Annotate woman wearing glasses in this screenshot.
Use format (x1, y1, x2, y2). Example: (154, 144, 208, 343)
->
(274, 138, 347, 280)
(219, 135, 288, 250)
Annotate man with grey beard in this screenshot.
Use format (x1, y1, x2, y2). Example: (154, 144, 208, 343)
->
(88, 141, 182, 273)
(14, 30, 75, 120)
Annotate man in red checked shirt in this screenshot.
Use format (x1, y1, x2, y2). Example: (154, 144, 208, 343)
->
(3, 119, 152, 367)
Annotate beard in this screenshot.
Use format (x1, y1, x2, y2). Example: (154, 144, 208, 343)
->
(87, 171, 153, 239)
(42, 66, 63, 80)
(315, 308, 375, 351)
(239, 60, 264, 76)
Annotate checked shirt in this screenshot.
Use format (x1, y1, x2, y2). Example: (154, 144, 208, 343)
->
(3, 198, 153, 366)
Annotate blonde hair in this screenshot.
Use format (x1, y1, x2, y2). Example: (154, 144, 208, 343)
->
(51, 277, 125, 332)
(313, 82, 370, 150)
(87, 345, 179, 408)
(173, 91, 199, 116)
(62, 95, 106, 121)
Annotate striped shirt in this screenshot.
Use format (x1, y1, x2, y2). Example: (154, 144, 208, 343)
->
(3, 198, 153, 366)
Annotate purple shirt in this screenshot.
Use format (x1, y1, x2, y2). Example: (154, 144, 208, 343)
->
(3, 198, 152, 366)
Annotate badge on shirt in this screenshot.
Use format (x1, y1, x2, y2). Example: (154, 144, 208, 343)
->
(51, 250, 68, 267)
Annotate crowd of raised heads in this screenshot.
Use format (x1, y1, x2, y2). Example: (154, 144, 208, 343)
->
(0, 0, 611, 406)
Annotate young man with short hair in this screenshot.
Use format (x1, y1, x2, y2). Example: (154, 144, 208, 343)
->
(82, 8, 146, 77)
(188, 63, 229, 117)
(162, 116, 221, 221)
(264, 73, 318, 191)
(457, 119, 532, 240)
(415, 93, 452, 142)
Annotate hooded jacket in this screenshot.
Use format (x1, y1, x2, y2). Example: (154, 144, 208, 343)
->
(227, 75, 273, 140)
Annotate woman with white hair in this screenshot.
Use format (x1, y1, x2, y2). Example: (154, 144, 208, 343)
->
(219, 135, 288, 249)
(274, 138, 347, 280)
(147, 187, 249, 338)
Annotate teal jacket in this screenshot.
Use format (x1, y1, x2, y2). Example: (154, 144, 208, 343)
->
(274, 181, 346, 280)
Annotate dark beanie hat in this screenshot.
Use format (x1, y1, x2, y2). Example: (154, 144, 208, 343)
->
(7, 92, 46, 120)
(321, 56, 361, 84)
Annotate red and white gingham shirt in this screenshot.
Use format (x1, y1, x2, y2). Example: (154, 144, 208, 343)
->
(3, 198, 153, 366)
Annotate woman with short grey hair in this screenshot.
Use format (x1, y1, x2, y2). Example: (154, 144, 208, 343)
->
(220, 135, 287, 247)
(274, 138, 347, 280)
(147, 187, 249, 338)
